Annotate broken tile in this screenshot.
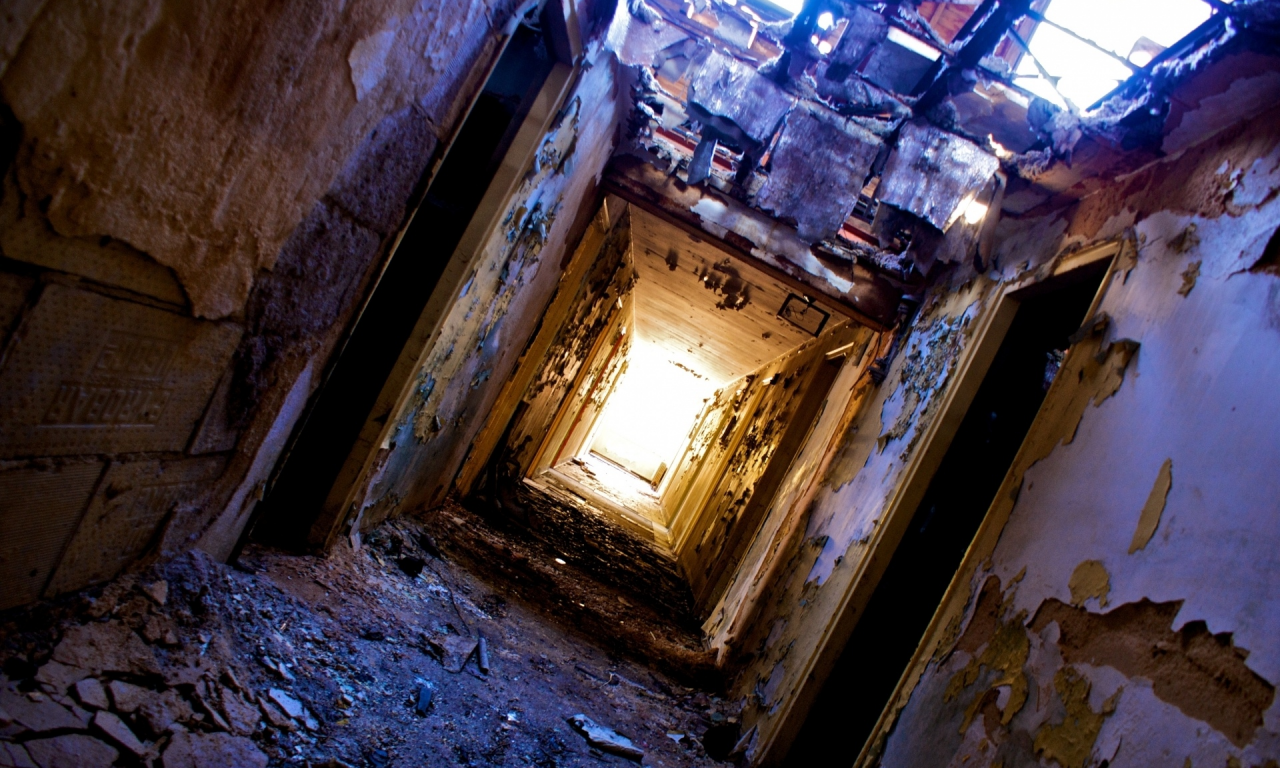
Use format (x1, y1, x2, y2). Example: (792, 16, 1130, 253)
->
(142, 580, 169, 606)
(218, 687, 262, 736)
(0, 741, 36, 768)
(91, 710, 147, 756)
(142, 614, 180, 646)
(161, 730, 268, 768)
(0, 687, 85, 732)
(137, 689, 193, 735)
(51, 622, 158, 676)
(257, 696, 295, 731)
(72, 679, 109, 710)
(33, 662, 86, 695)
(267, 689, 304, 721)
(22, 734, 117, 768)
(567, 714, 644, 760)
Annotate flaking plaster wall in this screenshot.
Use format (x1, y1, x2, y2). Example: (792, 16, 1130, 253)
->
(716, 93, 1280, 768)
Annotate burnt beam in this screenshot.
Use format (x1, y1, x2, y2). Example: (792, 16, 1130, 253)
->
(604, 155, 901, 331)
(912, 0, 1034, 113)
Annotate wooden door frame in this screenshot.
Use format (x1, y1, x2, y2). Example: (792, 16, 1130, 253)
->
(756, 238, 1127, 767)
(849, 237, 1128, 766)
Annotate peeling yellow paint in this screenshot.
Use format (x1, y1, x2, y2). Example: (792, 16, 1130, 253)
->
(1068, 560, 1110, 607)
(1033, 667, 1120, 768)
(1178, 260, 1202, 296)
(945, 609, 1030, 733)
(1130, 458, 1172, 553)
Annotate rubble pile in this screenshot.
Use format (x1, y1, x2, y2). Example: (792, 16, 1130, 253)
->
(0, 513, 741, 767)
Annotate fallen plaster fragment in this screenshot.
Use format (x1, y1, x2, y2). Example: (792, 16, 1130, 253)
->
(1068, 560, 1110, 607)
(349, 27, 397, 102)
(1130, 458, 1173, 553)
(567, 714, 645, 760)
(142, 580, 169, 606)
(1032, 666, 1120, 768)
(93, 710, 148, 756)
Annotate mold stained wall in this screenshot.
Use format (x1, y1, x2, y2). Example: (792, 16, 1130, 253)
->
(718, 99, 1280, 764)
(356, 50, 624, 522)
(0, 0, 523, 605)
(874, 103, 1280, 768)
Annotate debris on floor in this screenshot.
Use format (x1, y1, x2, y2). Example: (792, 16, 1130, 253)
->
(0, 510, 740, 766)
(567, 713, 645, 761)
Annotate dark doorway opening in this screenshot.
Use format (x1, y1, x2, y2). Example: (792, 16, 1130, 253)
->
(248, 19, 557, 551)
(786, 264, 1109, 766)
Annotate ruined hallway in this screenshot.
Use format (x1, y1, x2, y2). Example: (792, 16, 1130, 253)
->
(2, 0, 1280, 767)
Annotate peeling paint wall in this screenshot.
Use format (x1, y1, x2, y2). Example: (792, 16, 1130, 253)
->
(490, 204, 636, 485)
(0, 0, 518, 606)
(711, 80, 1280, 768)
(668, 325, 860, 614)
(717, 276, 997, 762)
(872, 105, 1280, 768)
(357, 50, 623, 521)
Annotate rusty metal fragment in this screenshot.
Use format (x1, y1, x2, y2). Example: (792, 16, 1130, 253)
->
(757, 106, 882, 243)
(686, 48, 794, 145)
(877, 121, 999, 231)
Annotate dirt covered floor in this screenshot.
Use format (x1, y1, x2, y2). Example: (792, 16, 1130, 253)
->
(0, 510, 743, 767)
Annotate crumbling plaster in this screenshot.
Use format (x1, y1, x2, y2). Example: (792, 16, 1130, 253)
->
(873, 106, 1280, 767)
(0, 0, 523, 599)
(1, 0, 520, 318)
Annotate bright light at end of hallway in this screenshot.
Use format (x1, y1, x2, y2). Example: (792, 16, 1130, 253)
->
(589, 343, 718, 484)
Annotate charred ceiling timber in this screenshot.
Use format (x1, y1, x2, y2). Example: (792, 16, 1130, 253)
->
(911, 0, 1035, 114)
(604, 155, 901, 331)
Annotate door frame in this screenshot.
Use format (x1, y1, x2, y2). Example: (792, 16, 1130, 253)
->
(305, 14, 581, 550)
(849, 236, 1128, 766)
(756, 237, 1128, 767)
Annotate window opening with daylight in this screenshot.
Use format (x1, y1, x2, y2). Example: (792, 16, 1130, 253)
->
(1010, 0, 1220, 110)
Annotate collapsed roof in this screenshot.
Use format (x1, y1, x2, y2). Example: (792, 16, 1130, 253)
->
(607, 0, 1280, 322)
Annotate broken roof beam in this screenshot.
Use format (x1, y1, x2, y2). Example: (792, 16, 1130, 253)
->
(605, 155, 901, 331)
(913, 0, 1035, 112)
(686, 46, 796, 148)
